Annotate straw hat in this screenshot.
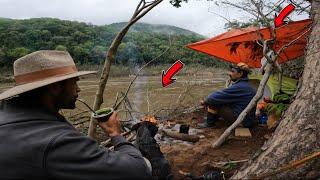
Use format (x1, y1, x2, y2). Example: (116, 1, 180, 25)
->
(0, 50, 96, 101)
(236, 62, 250, 72)
(229, 62, 251, 72)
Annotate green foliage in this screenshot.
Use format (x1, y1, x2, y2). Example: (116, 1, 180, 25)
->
(170, 0, 188, 8)
(223, 162, 237, 170)
(0, 18, 227, 68)
(55, 45, 67, 51)
(265, 93, 291, 117)
(7, 47, 30, 59)
(273, 93, 291, 103)
(266, 103, 288, 117)
(224, 18, 273, 30)
(169, 0, 218, 8)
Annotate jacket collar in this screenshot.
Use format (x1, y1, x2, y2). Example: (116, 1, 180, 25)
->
(0, 98, 68, 126)
(232, 77, 249, 85)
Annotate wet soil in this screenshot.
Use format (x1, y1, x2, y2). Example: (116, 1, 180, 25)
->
(160, 109, 272, 179)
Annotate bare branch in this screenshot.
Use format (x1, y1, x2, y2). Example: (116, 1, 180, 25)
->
(207, 7, 233, 24)
(132, 0, 144, 18)
(88, 0, 163, 138)
(131, 0, 163, 26)
(289, 0, 311, 14)
(250, 0, 269, 24)
(113, 34, 171, 110)
(220, 1, 260, 19)
(265, 0, 286, 16)
(276, 26, 312, 58)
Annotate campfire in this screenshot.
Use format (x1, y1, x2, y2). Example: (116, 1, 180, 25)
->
(141, 115, 159, 125)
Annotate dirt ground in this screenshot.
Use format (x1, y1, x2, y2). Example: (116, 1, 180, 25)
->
(71, 107, 272, 180)
(160, 109, 272, 179)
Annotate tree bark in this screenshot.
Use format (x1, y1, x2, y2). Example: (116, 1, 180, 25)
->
(232, 0, 320, 179)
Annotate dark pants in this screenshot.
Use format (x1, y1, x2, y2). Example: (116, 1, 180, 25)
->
(206, 106, 236, 125)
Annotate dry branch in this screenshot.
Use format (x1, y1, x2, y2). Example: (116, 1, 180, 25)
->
(113, 40, 171, 111)
(209, 159, 249, 168)
(88, 0, 163, 138)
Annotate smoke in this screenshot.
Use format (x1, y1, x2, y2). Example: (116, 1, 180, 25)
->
(123, 42, 148, 118)
(133, 69, 148, 115)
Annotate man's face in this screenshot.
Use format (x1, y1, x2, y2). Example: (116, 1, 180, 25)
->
(56, 77, 81, 109)
(228, 68, 243, 81)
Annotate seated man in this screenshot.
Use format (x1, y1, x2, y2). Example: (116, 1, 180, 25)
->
(199, 63, 257, 128)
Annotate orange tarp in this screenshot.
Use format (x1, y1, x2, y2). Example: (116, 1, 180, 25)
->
(187, 19, 312, 68)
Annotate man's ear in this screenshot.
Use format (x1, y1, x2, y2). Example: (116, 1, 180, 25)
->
(46, 82, 63, 96)
(239, 71, 244, 77)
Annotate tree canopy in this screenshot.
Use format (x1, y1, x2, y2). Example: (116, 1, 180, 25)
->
(0, 17, 227, 68)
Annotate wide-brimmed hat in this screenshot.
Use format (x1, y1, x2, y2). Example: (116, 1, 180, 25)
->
(0, 50, 96, 101)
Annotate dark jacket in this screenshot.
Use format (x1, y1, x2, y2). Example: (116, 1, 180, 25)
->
(205, 77, 256, 127)
(0, 99, 151, 180)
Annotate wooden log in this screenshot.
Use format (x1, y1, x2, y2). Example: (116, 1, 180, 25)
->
(162, 129, 200, 143)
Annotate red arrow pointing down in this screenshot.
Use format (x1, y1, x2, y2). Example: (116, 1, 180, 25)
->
(274, 4, 295, 28)
(162, 60, 184, 87)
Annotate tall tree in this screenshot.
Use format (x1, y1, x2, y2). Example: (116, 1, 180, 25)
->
(232, 0, 320, 178)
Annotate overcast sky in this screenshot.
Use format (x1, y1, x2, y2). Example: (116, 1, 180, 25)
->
(0, 0, 309, 37)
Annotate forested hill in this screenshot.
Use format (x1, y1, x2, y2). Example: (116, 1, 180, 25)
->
(108, 22, 203, 37)
(0, 18, 225, 67)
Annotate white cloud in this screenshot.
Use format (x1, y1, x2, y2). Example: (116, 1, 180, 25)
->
(0, 0, 309, 37)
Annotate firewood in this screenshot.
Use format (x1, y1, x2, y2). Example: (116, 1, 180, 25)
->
(162, 129, 199, 143)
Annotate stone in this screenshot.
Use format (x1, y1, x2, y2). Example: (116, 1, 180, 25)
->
(235, 128, 252, 137)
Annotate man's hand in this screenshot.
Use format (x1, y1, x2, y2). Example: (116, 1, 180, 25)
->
(98, 111, 121, 137)
(200, 100, 207, 109)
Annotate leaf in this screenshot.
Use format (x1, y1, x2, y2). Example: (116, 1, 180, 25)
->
(223, 162, 237, 169)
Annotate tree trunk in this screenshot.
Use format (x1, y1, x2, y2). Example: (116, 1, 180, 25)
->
(88, 25, 132, 138)
(87, 0, 163, 138)
(232, 1, 320, 179)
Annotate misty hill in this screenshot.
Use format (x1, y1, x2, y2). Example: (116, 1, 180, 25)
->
(108, 22, 204, 38)
(0, 18, 224, 67)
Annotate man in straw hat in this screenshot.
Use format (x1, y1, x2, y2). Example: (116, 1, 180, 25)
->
(0, 50, 151, 179)
(198, 62, 257, 128)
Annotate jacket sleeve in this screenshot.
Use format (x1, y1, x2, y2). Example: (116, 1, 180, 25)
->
(44, 131, 152, 180)
(205, 85, 246, 105)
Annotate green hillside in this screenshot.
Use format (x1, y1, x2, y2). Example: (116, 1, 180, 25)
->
(108, 22, 204, 37)
(0, 18, 225, 68)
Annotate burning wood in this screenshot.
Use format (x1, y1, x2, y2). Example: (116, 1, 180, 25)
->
(141, 115, 159, 125)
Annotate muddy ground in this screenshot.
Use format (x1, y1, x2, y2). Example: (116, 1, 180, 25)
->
(71, 107, 271, 179)
(159, 109, 271, 179)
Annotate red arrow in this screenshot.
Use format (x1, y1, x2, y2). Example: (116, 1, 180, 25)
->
(162, 60, 184, 87)
(274, 4, 295, 28)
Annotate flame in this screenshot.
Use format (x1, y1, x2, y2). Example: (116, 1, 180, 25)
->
(142, 115, 158, 125)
